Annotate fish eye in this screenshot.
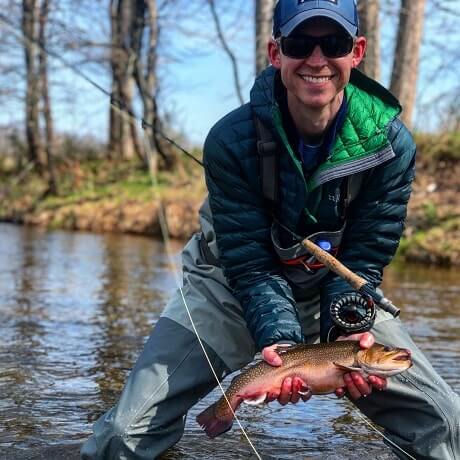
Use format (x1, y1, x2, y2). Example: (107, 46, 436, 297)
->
(383, 346, 393, 352)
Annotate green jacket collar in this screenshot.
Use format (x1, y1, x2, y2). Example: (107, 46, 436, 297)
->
(250, 67, 402, 189)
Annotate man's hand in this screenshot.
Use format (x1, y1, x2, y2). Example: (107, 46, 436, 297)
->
(335, 332, 387, 400)
(261, 343, 312, 405)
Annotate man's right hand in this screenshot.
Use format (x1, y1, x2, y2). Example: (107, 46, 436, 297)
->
(261, 343, 312, 405)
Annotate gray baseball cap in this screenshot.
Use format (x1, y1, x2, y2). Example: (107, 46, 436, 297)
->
(273, 0, 359, 38)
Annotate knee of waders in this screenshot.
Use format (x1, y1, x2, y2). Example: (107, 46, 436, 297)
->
(406, 400, 460, 453)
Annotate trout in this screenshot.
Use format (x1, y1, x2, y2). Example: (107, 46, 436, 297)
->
(196, 341, 412, 438)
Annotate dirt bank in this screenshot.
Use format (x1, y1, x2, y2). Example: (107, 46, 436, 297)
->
(1, 134, 459, 266)
(402, 135, 460, 266)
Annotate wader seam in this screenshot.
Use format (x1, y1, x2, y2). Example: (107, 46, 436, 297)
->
(395, 372, 455, 457)
(124, 340, 202, 434)
(374, 318, 456, 457)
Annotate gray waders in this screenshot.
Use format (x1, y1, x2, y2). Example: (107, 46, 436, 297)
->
(81, 201, 460, 460)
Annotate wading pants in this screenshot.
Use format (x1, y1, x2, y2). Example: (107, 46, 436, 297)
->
(81, 233, 460, 460)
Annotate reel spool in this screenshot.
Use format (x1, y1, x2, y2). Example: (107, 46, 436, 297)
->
(330, 292, 376, 334)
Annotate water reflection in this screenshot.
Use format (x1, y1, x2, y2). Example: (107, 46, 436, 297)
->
(0, 223, 458, 458)
(382, 261, 460, 390)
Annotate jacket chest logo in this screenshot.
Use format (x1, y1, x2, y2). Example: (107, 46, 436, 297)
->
(328, 189, 341, 203)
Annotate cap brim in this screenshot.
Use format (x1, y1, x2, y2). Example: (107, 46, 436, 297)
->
(280, 9, 357, 38)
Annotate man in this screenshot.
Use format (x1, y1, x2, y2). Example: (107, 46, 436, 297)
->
(81, 1, 460, 459)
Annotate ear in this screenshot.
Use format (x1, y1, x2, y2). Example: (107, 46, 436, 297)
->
(268, 38, 282, 69)
(351, 36, 366, 68)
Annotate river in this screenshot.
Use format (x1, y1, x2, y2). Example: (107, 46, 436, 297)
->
(0, 223, 458, 459)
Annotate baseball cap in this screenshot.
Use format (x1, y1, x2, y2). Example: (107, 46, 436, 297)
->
(273, 0, 359, 38)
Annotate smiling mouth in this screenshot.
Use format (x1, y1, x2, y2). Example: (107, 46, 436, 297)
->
(301, 75, 334, 83)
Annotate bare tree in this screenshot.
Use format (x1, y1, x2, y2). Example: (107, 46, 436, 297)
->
(109, 0, 142, 161)
(255, 0, 275, 75)
(357, 0, 380, 81)
(38, 0, 57, 194)
(131, 0, 178, 171)
(22, 0, 45, 171)
(207, 0, 244, 105)
(390, 0, 426, 127)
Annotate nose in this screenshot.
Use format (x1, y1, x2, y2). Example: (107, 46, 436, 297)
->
(306, 45, 327, 66)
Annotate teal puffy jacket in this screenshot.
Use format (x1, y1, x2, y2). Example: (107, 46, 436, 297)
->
(203, 66, 416, 350)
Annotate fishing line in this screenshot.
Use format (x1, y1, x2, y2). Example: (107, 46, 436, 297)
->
(352, 409, 416, 460)
(139, 115, 263, 460)
(0, 13, 418, 460)
(0, 13, 261, 458)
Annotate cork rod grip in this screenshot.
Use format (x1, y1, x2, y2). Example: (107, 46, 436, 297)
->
(301, 238, 367, 290)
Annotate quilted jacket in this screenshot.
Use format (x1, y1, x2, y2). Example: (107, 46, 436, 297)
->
(203, 66, 416, 350)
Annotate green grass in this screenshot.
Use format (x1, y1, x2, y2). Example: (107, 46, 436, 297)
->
(414, 131, 460, 161)
(0, 156, 206, 219)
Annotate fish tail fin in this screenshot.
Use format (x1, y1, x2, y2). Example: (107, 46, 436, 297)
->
(196, 401, 235, 438)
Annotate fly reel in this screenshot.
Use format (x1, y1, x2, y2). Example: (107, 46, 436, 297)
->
(330, 292, 376, 334)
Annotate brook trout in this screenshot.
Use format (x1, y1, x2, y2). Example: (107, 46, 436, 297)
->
(197, 341, 412, 438)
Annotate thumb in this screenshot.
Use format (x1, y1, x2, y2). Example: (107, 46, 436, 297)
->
(262, 346, 283, 367)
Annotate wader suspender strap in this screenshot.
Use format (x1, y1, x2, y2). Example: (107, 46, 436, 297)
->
(342, 168, 373, 220)
(254, 116, 279, 210)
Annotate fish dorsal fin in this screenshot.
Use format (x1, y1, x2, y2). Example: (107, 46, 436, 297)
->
(242, 393, 267, 406)
(333, 362, 362, 373)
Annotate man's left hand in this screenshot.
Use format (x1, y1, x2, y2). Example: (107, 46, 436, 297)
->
(335, 332, 387, 400)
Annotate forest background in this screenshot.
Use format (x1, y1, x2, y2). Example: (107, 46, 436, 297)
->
(0, 0, 459, 265)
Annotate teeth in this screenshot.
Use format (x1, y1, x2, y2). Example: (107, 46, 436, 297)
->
(302, 76, 332, 83)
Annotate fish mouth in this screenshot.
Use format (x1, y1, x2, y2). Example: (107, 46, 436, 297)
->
(393, 349, 412, 362)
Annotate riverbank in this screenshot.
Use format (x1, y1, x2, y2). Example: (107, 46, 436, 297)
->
(1, 133, 459, 265)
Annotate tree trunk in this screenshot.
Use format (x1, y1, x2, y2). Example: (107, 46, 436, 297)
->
(109, 0, 121, 158)
(132, 0, 178, 172)
(38, 0, 57, 195)
(22, 0, 45, 172)
(255, 0, 275, 75)
(390, 0, 426, 128)
(208, 0, 244, 105)
(357, 0, 380, 81)
(108, 0, 142, 161)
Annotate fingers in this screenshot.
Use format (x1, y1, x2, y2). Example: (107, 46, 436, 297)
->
(343, 373, 366, 400)
(368, 375, 387, 391)
(338, 372, 387, 400)
(277, 377, 292, 405)
(277, 377, 309, 405)
(262, 344, 283, 367)
(358, 332, 375, 349)
(336, 332, 375, 349)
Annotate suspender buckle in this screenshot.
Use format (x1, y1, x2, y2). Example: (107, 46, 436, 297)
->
(257, 140, 277, 156)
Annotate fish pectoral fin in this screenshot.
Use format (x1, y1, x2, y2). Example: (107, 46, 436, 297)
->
(298, 389, 312, 397)
(333, 362, 362, 373)
(242, 393, 267, 406)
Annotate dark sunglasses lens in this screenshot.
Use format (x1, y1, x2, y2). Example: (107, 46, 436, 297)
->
(321, 35, 354, 57)
(281, 36, 315, 59)
(281, 35, 353, 59)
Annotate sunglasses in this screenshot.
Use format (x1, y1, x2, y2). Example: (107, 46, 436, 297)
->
(280, 34, 354, 59)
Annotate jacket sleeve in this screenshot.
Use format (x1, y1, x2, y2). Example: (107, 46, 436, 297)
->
(203, 128, 303, 351)
(319, 119, 416, 341)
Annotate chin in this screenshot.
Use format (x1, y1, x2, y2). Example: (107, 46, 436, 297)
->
(301, 97, 334, 109)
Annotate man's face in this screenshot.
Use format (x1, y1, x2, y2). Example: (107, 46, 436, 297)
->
(268, 18, 366, 110)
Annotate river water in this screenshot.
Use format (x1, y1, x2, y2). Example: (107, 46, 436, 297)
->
(0, 223, 458, 459)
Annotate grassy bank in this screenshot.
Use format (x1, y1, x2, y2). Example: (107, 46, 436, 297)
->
(398, 132, 460, 266)
(1, 132, 459, 265)
(0, 156, 206, 239)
